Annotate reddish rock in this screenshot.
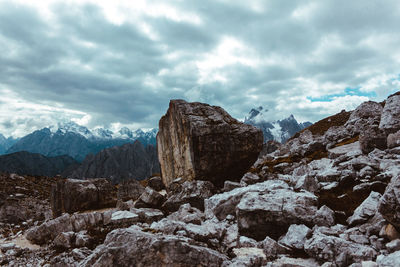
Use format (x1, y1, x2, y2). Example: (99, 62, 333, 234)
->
(157, 100, 263, 187)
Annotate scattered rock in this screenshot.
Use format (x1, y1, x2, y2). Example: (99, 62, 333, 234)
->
(305, 230, 377, 264)
(359, 127, 387, 154)
(222, 181, 241, 192)
(205, 180, 289, 221)
(379, 94, 400, 134)
(167, 203, 204, 225)
(314, 205, 335, 227)
(157, 99, 263, 187)
(163, 180, 214, 212)
(257, 236, 289, 259)
(387, 130, 400, 149)
(134, 187, 165, 209)
(53, 231, 75, 249)
(240, 172, 261, 186)
(378, 176, 400, 229)
(147, 176, 165, 191)
(347, 191, 381, 226)
(117, 179, 145, 202)
(279, 224, 311, 250)
(80, 225, 229, 266)
(236, 189, 318, 240)
(376, 251, 400, 267)
(345, 101, 383, 135)
(386, 239, 400, 253)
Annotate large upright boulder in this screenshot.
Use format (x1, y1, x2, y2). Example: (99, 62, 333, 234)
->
(157, 100, 263, 187)
(51, 178, 116, 217)
(380, 93, 400, 134)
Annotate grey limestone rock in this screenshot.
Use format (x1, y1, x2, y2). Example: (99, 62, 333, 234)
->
(163, 180, 214, 212)
(378, 176, 400, 229)
(80, 225, 228, 266)
(117, 179, 145, 202)
(380, 94, 400, 134)
(236, 188, 318, 240)
(157, 99, 263, 187)
(347, 191, 382, 226)
(279, 224, 311, 250)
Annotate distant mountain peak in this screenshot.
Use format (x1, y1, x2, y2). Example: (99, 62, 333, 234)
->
(244, 108, 312, 143)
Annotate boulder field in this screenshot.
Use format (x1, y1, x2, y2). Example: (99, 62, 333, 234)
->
(1, 94, 400, 266)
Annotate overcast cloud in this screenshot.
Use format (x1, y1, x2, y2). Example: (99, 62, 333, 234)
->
(1, 0, 400, 137)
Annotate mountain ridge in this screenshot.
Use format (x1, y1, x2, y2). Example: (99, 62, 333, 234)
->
(6, 122, 157, 161)
(244, 106, 312, 143)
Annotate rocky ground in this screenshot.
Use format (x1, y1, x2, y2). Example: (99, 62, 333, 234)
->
(1, 93, 400, 266)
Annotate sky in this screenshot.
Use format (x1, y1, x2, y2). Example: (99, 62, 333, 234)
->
(1, 0, 400, 137)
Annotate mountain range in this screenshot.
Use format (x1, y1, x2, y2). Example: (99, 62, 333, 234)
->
(244, 106, 312, 143)
(64, 141, 160, 184)
(4, 122, 157, 161)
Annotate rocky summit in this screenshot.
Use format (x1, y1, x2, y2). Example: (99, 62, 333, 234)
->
(157, 99, 263, 187)
(1, 94, 400, 266)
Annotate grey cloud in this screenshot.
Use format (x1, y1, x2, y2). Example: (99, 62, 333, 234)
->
(0, 0, 400, 136)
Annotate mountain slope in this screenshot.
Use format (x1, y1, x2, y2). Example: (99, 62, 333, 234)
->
(6, 122, 157, 161)
(0, 151, 77, 176)
(0, 134, 19, 155)
(244, 106, 312, 143)
(64, 141, 160, 184)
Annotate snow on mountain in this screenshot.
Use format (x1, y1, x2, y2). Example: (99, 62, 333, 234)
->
(48, 121, 157, 143)
(244, 107, 312, 143)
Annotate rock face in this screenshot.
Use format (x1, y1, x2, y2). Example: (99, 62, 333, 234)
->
(64, 141, 160, 184)
(157, 100, 263, 187)
(379, 94, 400, 134)
(359, 127, 387, 154)
(50, 178, 116, 217)
(345, 101, 383, 135)
(378, 176, 400, 229)
(236, 189, 318, 240)
(80, 226, 228, 267)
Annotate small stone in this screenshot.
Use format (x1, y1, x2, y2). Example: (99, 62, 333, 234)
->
(238, 236, 258, 248)
(222, 181, 241, 192)
(386, 239, 400, 253)
(148, 176, 165, 191)
(279, 224, 311, 250)
(314, 205, 335, 227)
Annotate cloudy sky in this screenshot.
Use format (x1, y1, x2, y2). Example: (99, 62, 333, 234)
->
(1, 0, 400, 137)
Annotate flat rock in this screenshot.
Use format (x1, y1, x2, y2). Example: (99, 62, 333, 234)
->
(80, 225, 228, 266)
(376, 251, 400, 267)
(304, 231, 377, 264)
(157, 100, 263, 187)
(205, 180, 289, 221)
(236, 188, 318, 240)
(347, 191, 382, 226)
(279, 224, 311, 250)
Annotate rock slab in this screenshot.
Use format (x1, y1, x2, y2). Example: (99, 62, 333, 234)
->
(157, 100, 263, 187)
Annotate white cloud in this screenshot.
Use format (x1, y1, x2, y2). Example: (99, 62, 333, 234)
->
(0, 0, 400, 137)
